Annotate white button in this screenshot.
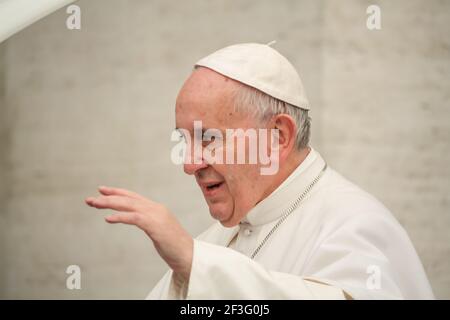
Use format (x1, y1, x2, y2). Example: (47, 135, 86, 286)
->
(244, 229, 252, 236)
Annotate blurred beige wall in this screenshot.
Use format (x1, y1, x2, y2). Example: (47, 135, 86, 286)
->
(0, 0, 449, 299)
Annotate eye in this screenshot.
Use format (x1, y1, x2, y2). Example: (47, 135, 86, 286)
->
(203, 131, 216, 142)
(202, 129, 223, 147)
(175, 129, 187, 142)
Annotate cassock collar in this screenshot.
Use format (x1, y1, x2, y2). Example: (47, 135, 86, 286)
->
(240, 147, 326, 227)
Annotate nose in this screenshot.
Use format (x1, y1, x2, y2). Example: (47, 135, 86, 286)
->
(184, 161, 208, 175)
(183, 145, 208, 175)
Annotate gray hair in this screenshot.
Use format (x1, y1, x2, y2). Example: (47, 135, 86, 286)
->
(232, 83, 311, 151)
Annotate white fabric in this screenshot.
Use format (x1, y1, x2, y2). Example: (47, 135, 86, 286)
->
(0, 0, 75, 43)
(195, 43, 310, 110)
(147, 148, 434, 300)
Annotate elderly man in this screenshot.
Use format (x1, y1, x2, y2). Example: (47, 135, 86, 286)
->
(86, 43, 434, 299)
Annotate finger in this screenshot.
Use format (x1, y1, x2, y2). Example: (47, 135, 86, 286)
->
(97, 186, 148, 201)
(85, 195, 140, 212)
(105, 212, 140, 226)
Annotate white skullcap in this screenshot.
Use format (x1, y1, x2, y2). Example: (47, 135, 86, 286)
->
(195, 42, 310, 110)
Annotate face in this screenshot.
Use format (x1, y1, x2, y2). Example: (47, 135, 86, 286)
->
(175, 67, 275, 227)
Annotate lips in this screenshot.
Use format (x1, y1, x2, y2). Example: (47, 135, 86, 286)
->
(200, 181, 225, 197)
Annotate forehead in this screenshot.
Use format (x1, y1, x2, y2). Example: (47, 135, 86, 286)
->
(175, 68, 245, 129)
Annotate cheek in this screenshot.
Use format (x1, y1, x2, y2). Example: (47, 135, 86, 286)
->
(224, 166, 261, 201)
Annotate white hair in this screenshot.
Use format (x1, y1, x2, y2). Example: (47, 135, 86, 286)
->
(232, 83, 311, 151)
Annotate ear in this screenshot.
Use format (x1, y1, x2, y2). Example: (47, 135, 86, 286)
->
(272, 114, 297, 161)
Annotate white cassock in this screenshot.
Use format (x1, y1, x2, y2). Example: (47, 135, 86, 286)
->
(147, 148, 434, 300)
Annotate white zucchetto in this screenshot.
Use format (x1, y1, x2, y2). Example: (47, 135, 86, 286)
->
(195, 42, 310, 110)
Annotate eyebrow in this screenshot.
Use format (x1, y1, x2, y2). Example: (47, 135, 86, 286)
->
(174, 127, 212, 132)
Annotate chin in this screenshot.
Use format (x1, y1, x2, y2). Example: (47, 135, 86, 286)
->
(209, 204, 236, 227)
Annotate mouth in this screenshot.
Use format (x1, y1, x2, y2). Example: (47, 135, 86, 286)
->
(201, 181, 225, 197)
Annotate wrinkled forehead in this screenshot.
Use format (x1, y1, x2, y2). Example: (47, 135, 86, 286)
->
(175, 67, 246, 129)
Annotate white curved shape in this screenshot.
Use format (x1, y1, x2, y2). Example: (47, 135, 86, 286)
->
(0, 0, 75, 43)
